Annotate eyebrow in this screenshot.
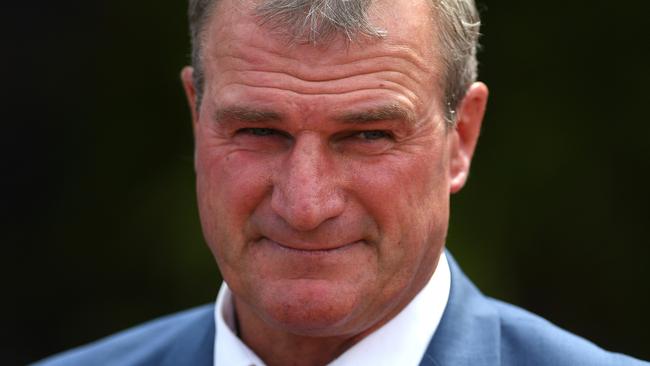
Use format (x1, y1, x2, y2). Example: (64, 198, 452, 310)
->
(336, 104, 417, 126)
(213, 106, 281, 124)
(212, 104, 416, 127)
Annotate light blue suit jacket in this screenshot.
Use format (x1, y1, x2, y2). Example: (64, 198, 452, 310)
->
(35, 254, 648, 365)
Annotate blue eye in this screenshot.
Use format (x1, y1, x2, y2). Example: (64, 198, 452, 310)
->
(359, 131, 390, 140)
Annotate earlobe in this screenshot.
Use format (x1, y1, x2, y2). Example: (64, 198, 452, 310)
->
(449, 82, 489, 193)
(181, 66, 198, 124)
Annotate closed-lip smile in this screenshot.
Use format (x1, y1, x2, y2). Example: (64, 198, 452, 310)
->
(262, 237, 361, 253)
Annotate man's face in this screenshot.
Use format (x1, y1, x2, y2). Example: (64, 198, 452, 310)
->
(184, 0, 484, 338)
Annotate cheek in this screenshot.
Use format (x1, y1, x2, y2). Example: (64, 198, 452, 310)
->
(352, 150, 448, 223)
(195, 147, 272, 261)
(349, 150, 450, 271)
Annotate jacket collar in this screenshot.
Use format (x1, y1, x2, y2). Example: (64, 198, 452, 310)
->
(160, 305, 215, 366)
(419, 251, 501, 366)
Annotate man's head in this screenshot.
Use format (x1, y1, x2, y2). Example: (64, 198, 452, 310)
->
(181, 0, 487, 353)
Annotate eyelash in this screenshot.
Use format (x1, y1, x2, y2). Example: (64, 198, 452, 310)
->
(357, 130, 392, 140)
(238, 128, 279, 136)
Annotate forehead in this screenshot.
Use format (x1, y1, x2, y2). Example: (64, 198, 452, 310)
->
(203, 0, 441, 73)
(199, 0, 446, 120)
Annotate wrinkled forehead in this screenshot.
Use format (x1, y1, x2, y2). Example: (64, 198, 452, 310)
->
(203, 0, 441, 67)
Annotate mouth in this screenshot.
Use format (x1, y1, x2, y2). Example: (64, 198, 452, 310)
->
(261, 237, 362, 254)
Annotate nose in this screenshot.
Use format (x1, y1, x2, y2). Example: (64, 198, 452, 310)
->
(271, 134, 346, 232)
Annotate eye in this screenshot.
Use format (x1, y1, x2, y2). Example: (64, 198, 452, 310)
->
(334, 129, 395, 155)
(238, 128, 280, 137)
(232, 127, 291, 152)
(357, 130, 392, 140)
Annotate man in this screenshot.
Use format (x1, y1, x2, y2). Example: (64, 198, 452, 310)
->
(36, 0, 648, 365)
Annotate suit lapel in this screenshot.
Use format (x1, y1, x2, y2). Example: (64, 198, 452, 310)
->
(160, 306, 216, 366)
(420, 252, 501, 366)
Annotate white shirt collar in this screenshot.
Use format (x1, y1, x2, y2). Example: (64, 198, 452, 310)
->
(214, 252, 450, 366)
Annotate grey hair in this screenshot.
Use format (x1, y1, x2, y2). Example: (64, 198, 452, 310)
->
(433, 0, 481, 123)
(256, 0, 387, 43)
(187, 0, 481, 124)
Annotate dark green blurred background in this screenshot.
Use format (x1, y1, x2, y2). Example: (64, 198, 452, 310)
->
(3, 1, 649, 364)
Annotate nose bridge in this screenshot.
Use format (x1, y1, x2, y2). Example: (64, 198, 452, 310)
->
(271, 134, 345, 231)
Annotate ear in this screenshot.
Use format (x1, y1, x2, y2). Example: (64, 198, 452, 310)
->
(181, 66, 201, 171)
(449, 82, 489, 194)
(181, 66, 199, 125)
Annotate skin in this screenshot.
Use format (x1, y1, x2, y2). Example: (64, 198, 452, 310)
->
(181, 0, 488, 365)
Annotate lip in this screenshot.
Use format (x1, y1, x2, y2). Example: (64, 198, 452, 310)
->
(261, 237, 361, 253)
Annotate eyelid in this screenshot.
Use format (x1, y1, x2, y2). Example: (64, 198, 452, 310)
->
(356, 130, 394, 140)
(239, 127, 273, 135)
(236, 127, 290, 138)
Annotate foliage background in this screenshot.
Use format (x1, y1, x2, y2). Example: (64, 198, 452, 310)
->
(3, 1, 649, 364)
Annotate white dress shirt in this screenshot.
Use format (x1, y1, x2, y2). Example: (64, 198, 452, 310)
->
(214, 252, 451, 366)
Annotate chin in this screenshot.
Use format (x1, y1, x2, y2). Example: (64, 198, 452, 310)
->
(256, 278, 367, 337)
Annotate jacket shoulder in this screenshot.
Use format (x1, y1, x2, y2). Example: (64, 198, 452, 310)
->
(33, 304, 215, 366)
(491, 299, 648, 366)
